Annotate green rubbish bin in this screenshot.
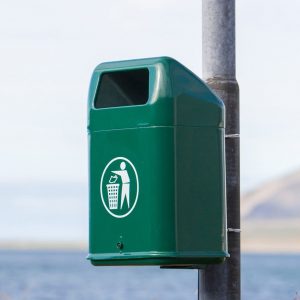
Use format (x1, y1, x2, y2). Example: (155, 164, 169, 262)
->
(87, 57, 228, 267)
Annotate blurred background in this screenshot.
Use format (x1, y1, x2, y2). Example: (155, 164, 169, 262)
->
(1, 0, 300, 299)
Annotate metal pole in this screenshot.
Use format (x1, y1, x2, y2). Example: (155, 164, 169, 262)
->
(199, 0, 240, 299)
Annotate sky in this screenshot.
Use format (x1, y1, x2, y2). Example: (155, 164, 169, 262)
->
(1, 0, 300, 244)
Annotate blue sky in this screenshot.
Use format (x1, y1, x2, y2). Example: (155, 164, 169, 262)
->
(1, 0, 300, 243)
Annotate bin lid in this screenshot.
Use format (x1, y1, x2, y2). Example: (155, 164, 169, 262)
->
(88, 57, 224, 131)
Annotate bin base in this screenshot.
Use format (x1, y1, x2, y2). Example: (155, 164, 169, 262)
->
(87, 251, 229, 268)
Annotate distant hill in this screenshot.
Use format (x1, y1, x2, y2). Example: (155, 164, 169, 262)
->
(241, 169, 300, 253)
(242, 169, 300, 219)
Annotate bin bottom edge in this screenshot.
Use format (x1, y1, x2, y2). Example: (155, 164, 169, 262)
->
(87, 251, 229, 266)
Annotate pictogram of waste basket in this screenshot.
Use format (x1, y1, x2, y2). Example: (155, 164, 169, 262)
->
(106, 183, 119, 210)
(87, 57, 228, 268)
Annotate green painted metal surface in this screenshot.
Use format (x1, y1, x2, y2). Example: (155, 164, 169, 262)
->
(87, 57, 228, 267)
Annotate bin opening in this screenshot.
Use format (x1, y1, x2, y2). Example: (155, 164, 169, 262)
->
(94, 69, 149, 108)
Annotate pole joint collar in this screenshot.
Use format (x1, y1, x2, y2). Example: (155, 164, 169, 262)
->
(227, 228, 241, 233)
(225, 134, 240, 139)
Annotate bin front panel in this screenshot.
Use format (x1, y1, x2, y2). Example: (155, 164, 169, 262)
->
(89, 126, 176, 259)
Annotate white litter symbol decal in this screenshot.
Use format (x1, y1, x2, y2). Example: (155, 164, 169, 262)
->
(100, 157, 139, 218)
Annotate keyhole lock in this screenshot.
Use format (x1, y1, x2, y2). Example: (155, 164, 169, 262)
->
(116, 242, 123, 250)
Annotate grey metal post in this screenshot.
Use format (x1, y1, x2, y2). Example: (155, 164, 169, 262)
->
(199, 0, 240, 299)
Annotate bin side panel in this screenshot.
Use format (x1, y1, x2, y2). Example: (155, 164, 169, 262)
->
(175, 126, 227, 254)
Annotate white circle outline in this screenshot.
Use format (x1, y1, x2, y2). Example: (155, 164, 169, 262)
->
(100, 157, 139, 218)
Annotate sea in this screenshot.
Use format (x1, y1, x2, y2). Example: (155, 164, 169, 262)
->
(0, 251, 299, 300)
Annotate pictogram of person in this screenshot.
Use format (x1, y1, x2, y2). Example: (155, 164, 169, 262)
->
(112, 162, 130, 209)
